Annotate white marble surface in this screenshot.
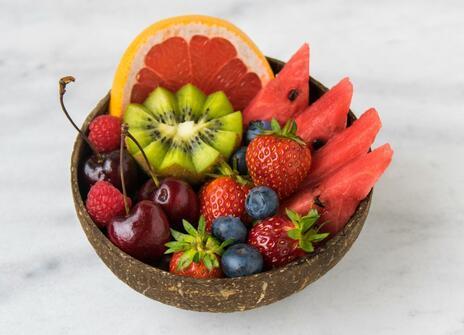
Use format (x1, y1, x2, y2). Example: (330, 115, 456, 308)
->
(1, 0, 464, 334)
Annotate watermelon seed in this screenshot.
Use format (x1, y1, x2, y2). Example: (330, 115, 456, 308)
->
(312, 139, 325, 151)
(287, 89, 299, 101)
(314, 197, 325, 208)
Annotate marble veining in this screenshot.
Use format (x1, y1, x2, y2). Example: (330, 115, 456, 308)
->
(1, 0, 463, 334)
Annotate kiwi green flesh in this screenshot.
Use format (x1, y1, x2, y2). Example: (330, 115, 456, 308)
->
(125, 128, 154, 155)
(176, 84, 206, 122)
(143, 87, 178, 125)
(190, 139, 221, 173)
(123, 84, 242, 182)
(158, 145, 197, 180)
(208, 111, 243, 136)
(201, 91, 233, 120)
(205, 130, 240, 157)
(134, 140, 169, 171)
(124, 104, 157, 129)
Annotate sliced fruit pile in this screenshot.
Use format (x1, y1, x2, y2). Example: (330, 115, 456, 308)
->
(63, 15, 393, 279)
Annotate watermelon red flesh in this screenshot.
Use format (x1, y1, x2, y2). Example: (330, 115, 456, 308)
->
(316, 144, 393, 234)
(282, 144, 393, 234)
(295, 77, 353, 144)
(242, 43, 309, 126)
(303, 108, 382, 187)
(132, 36, 262, 111)
(280, 187, 315, 216)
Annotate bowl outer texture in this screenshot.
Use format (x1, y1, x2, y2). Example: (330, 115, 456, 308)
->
(71, 57, 372, 313)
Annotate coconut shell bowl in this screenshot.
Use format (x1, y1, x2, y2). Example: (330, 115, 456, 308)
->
(70, 58, 372, 313)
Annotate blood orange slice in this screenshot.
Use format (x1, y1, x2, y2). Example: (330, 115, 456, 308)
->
(110, 15, 274, 118)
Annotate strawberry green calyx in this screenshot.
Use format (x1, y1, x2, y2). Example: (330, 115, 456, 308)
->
(165, 216, 233, 271)
(264, 118, 306, 145)
(215, 160, 236, 177)
(285, 208, 329, 253)
(213, 160, 251, 186)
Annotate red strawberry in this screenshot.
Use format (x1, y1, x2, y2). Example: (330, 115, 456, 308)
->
(165, 217, 231, 279)
(169, 252, 222, 279)
(85, 180, 131, 228)
(246, 119, 312, 199)
(88, 115, 121, 153)
(247, 208, 328, 268)
(199, 164, 252, 231)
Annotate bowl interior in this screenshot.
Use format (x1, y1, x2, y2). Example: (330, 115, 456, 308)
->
(70, 57, 371, 312)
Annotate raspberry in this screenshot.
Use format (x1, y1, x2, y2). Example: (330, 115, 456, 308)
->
(85, 181, 131, 227)
(88, 115, 121, 152)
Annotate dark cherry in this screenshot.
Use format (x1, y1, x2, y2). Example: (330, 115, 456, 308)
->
(80, 150, 138, 193)
(137, 178, 200, 230)
(107, 200, 170, 264)
(136, 177, 158, 202)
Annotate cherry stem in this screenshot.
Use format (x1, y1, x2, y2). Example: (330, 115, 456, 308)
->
(119, 130, 130, 216)
(58, 76, 103, 162)
(121, 124, 160, 188)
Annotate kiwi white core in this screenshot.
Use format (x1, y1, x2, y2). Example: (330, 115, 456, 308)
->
(177, 121, 199, 139)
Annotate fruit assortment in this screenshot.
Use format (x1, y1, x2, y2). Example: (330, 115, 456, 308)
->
(62, 15, 393, 280)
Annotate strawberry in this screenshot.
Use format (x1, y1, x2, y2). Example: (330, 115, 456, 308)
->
(165, 217, 231, 279)
(199, 163, 252, 231)
(169, 252, 222, 279)
(247, 208, 328, 268)
(246, 119, 312, 199)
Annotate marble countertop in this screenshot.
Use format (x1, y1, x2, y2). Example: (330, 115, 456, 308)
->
(1, 0, 463, 334)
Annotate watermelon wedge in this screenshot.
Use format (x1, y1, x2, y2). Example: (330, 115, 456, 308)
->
(303, 108, 382, 187)
(295, 77, 353, 144)
(282, 144, 393, 234)
(242, 43, 309, 126)
(280, 187, 315, 217)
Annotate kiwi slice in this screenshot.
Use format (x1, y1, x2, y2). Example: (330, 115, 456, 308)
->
(124, 84, 243, 182)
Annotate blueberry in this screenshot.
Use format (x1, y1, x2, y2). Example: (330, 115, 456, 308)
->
(246, 120, 272, 144)
(245, 186, 279, 220)
(221, 244, 263, 277)
(212, 216, 248, 244)
(230, 146, 248, 175)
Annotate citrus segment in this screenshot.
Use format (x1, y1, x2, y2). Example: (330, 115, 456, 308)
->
(144, 37, 192, 88)
(190, 35, 237, 91)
